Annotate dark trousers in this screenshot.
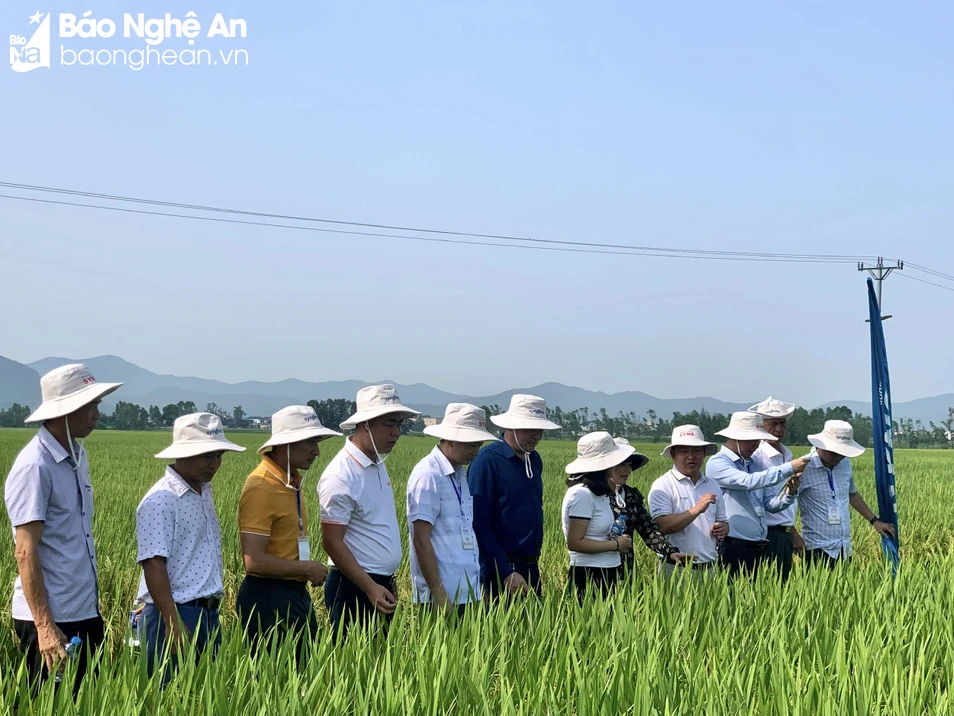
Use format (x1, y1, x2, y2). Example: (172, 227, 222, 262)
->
(805, 549, 851, 570)
(568, 565, 620, 603)
(14, 615, 105, 697)
(237, 575, 319, 659)
(483, 558, 542, 600)
(719, 538, 770, 580)
(142, 602, 221, 680)
(766, 527, 795, 581)
(324, 569, 396, 641)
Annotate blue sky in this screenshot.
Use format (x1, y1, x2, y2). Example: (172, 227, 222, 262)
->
(2, 1, 952, 407)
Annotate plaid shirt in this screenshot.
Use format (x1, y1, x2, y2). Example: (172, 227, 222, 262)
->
(610, 485, 678, 567)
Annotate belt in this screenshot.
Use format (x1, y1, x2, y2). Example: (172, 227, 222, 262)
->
(182, 596, 222, 611)
(508, 555, 539, 564)
(767, 525, 792, 533)
(724, 536, 770, 551)
(689, 561, 716, 570)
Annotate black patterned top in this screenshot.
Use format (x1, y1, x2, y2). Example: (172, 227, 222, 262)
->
(610, 484, 678, 568)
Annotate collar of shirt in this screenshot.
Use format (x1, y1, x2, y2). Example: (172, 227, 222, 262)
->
(808, 452, 831, 470)
(344, 437, 376, 469)
(260, 454, 303, 488)
(718, 445, 744, 464)
(671, 467, 707, 484)
(164, 466, 204, 497)
(430, 446, 456, 477)
(488, 437, 532, 462)
(37, 425, 73, 464)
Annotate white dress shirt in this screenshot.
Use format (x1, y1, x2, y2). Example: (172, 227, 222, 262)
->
(136, 467, 224, 604)
(751, 442, 796, 527)
(647, 469, 727, 564)
(318, 438, 403, 576)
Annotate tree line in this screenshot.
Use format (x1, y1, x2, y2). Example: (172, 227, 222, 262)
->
(1, 400, 952, 448)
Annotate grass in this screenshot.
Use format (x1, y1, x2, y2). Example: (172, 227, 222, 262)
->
(0, 428, 950, 714)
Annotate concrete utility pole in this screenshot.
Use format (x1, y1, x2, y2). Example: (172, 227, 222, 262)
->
(859, 257, 904, 320)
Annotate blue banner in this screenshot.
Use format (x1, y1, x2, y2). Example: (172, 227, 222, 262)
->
(867, 278, 900, 568)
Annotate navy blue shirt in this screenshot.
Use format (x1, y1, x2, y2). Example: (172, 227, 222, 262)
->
(467, 439, 544, 582)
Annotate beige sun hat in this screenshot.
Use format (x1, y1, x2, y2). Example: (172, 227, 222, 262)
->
(490, 394, 561, 431)
(339, 384, 421, 430)
(662, 424, 718, 458)
(565, 431, 635, 474)
(424, 403, 499, 443)
(25, 364, 123, 423)
(258, 405, 342, 454)
(613, 437, 650, 470)
(808, 420, 865, 458)
(748, 396, 797, 419)
(715, 412, 776, 442)
(155, 413, 246, 459)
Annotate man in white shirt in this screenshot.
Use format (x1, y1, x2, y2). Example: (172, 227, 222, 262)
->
(407, 404, 497, 616)
(137, 413, 245, 677)
(798, 421, 895, 568)
(648, 425, 728, 579)
(748, 397, 805, 581)
(319, 385, 420, 640)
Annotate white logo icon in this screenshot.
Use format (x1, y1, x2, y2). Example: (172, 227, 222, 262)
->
(10, 11, 50, 73)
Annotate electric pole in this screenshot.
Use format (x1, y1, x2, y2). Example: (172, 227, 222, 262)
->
(858, 257, 903, 320)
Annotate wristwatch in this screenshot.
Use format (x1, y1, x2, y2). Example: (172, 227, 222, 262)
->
(869, 516, 879, 525)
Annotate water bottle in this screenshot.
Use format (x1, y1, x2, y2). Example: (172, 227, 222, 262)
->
(611, 514, 627, 537)
(127, 604, 144, 648)
(54, 637, 82, 684)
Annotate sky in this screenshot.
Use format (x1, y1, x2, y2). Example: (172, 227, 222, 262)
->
(2, 1, 953, 407)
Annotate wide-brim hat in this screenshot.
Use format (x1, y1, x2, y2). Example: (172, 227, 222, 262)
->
(340, 384, 421, 430)
(490, 394, 561, 431)
(156, 412, 246, 459)
(613, 437, 650, 470)
(808, 420, 865, 458)
(662, 425, 718, 458)
(565, 431, 635, 474)
(424, 403, 499, 443)
(258, 405, 342, 454)
(26, 363, 123, 423)
(715, 411, 776, 442)
(748, 396, 796, 419)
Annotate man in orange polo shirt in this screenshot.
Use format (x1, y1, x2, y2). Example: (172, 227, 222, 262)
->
(236, 406, 341, 656)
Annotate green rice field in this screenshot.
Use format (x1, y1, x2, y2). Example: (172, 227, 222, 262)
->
(0, 428, 951, 714)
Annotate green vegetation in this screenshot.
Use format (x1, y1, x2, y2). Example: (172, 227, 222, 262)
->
(0, 429, 949, 714)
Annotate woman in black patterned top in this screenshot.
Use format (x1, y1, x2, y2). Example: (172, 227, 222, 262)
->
(608, 438, 684, 571)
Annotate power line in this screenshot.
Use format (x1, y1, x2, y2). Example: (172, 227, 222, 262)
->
(0, 180, 884, 263)
(896, 272, 954, 294)
(0, 192, 871, 264)
(906, 262, 954, 285)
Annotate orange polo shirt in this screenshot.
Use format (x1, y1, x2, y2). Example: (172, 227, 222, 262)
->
(238, 455, 309, 581)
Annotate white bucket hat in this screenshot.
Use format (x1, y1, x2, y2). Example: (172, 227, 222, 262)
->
(565, 431, 635, 474)
(748, 396, 796, 419)
(613, 437, 650, 470)
(808, 420, 865, 458)
(715, 412, 776, 442)
(490, 394, 561, 431)
(424, 403, 499, 443)
(155, 413, 246, 459)
(662, 424, 718, 458)
(340, 384, 421, 430)
(25, 363, 123, 423)
(258, 405, 342, 454)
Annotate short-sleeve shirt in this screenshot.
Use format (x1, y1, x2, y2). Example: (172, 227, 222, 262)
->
(4, 427, 99, 622)
(797, 453, 858, 558)
(561, 484, 620, 569)
(317, 439, 402, 577)
(751, 442, 796, 527)
(239, 456, 308, 581)
(136, 467, 224, 604)
(648, 469, 727, 564)
(406, 446, 481, 605)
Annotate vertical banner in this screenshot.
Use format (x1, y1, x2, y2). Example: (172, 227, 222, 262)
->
(867, 278, 900, 569)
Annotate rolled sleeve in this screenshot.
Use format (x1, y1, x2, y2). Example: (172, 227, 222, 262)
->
(4, 461, 49, 527)
(136, 493, 176, 562)
(407, 472, 440, 525)
(318, 473, 355, 526)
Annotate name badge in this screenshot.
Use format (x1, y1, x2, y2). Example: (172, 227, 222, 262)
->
(753, 503, 764, 518)
(298, 536, 311, 561)
(461, 525, 475, 550)
(827, 506, 841, 525)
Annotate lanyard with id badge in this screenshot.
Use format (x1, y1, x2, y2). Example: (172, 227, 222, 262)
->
(825, 468, 841, 525)
(295, 487, 311, 560)
(450, 476, 475, 550)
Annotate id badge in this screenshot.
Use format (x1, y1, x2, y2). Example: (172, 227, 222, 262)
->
(461, 525, 475, 550)
(753, 503, 764, 518)
(298, 536, 311, 561)
(827, 506, 841, 525)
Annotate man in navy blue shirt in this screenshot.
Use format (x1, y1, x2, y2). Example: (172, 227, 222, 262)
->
(467, 395, 560, 599)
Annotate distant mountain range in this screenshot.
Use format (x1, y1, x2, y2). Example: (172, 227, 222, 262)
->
(1, 354, 952, 425)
